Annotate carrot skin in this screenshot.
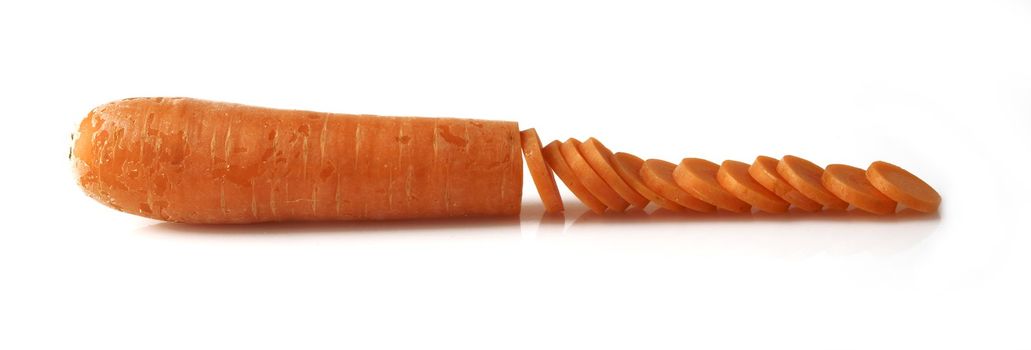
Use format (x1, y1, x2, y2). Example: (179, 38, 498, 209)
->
(73, 97, 522, 223)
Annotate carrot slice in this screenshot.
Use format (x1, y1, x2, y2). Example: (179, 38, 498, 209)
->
(639, 159, 717, 213)
(542, 140, 608, 214)
(559, 138, 630, 212)
(519, 129, 564, 213)
(776, 155, 849, 210)
(717, 160, 789, 213)
(822, 164, 897, 215)
(611, 152, 685, 212)
(748, 156, 823, 212)
(866, 161, 941, 213)
(672, 158, 751, 213)
(577, 138, 650, 208)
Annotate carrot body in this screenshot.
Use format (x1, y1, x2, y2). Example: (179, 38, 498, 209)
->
(72, 97, 522, 223)
(519, 129, 564, 213)
(822, 164, 897, 215)
(716, 160, 789, 213)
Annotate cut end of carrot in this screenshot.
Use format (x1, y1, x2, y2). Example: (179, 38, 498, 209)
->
(867, 161, 941, 213)
(749, 156, 823, 212)
(519, 128, 564, 213)
(611, 152, 685, 212)
(717, 160, 789, 213)
(560, 138, 630, 212)
(672, 158, 751, 213)
(822, 164, 897, 215)
(640, 159, 717, 213)
(542, 140, 608, 214)
(579, 138, 651, 208)
(778, 155, 850, 211)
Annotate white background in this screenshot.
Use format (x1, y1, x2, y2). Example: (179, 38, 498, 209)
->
(2, 0, 1030, 349)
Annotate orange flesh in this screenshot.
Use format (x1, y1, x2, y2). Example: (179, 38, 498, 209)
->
(867, 161, 941, 213)
(519, 129, 564, 213)
(639, 159, 717, 213)
(611, 152, 685, 212)
(672, 158, 751, 213)
(777, 155, 849, 210)
(749, 156, 823, 212)
(822, 164, 897, 215)
(560, 139, 630, 212)
(578, 138, 650, 208)
(542, 141, 608, 214)
(72, 97, 522, 223)
(717, 160, 789, 213)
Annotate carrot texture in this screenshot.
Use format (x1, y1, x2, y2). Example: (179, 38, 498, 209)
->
(73, 97, 522, 223)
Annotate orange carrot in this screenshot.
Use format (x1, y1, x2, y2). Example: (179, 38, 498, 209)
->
(611, 153, 686, 212)
(519, 128, 564, 213)
(542, 140, 608, 214)
(578, 138, 650, 208)
(559, 138, 630, 212)
(716, 160, 789, 213)
(866, 161, 941, 213)
(776, 155, 849, 210)
(639, 159, 717, 213)
(822, 164, 897, 215)
(672, 158, 751, 213)
(748, 156, 822, 212)
(72, 97, 522, 223)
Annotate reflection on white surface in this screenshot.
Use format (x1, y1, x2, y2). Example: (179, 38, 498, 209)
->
(138, 200, 939, 261)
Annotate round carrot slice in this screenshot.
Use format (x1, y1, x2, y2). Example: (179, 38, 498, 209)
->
(639, 159, 716, 213)
(578, 138, 650, 208)
(822, 164, 897, 215)
(672, 158, 751, 213)
(748, 156, 823, 212)
(776, 155, 849, 210)
(866, 161, 941, 213)
(717, 160, 789, 213)
(519, 128, 564, 213)
(611, 152, 685, 212)
(542, 141, 607, 214)
(560, 138, 630, 212)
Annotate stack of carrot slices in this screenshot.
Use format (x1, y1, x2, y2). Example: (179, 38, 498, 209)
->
(518, 129, 941, 215)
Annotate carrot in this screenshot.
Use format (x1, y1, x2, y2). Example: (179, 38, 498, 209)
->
(611, 152, 686, 212)
(577, 138, 650, 208)
(542, 140, 608, 214)
(822, 164, 897, 215)
(72, 97, 522, 223)
(559, 138, 630, 212)
(519, 128, 564, 213)
(716, 160, 789, 213)
(639, 159, 717, 213)
(776, 155, 849, 210)
(866, 161, 941, 213)
(672, 158, 751, 213)
(748, 156, 823, 212)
